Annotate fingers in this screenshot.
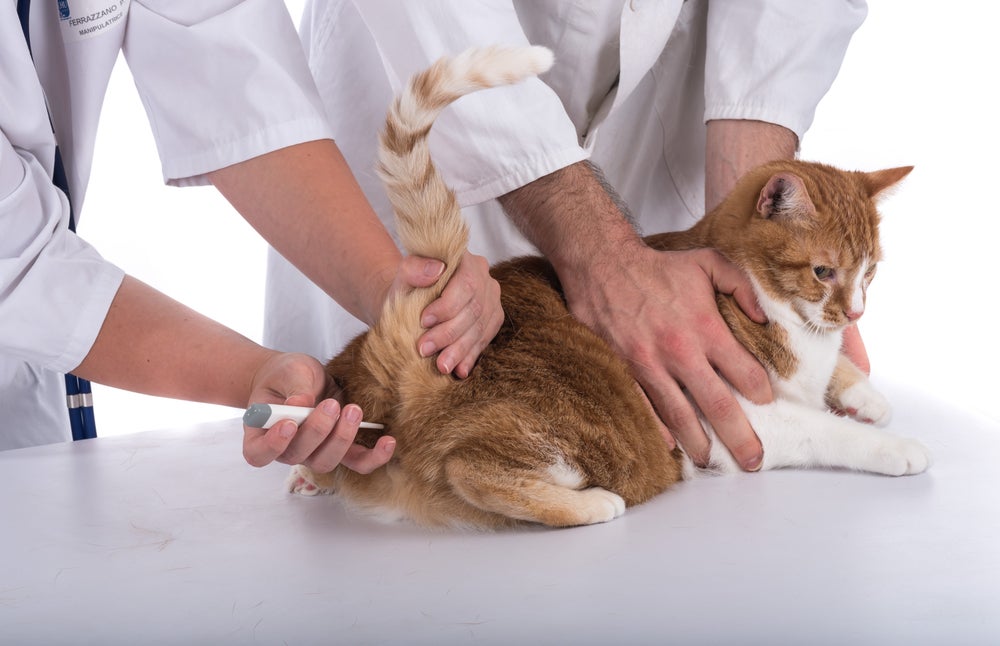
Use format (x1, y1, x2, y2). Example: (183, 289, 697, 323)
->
(278, 399, 355, 470)
(340, 435, 397, 475)
(637, 344, 762, 472)
(704, 316, 773, 406)
(634, 380, 675, 450)
(397, 255, 446, 289)
(679, 364, 763, 472)
(242, 399, 393, 474)
(668, 314, 764, 470)
(700, 249, 767, 324)
(416, 252, 503, 378)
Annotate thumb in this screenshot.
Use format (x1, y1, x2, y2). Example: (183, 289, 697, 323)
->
(283, 392, 316, 408)
(703, 253, 767, 324)
(398, 255, 445, 289)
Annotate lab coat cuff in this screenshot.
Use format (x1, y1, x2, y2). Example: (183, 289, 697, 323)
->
(704, 103, 811, 146)
(163, 118, 335, 187)
(51, 264, 126, 374)
(454, 146, 590, 207)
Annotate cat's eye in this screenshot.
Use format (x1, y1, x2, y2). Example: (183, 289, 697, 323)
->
(813, 266, 835, 281)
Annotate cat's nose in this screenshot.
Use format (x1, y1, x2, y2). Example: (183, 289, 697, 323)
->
(844, 308, 864, 322)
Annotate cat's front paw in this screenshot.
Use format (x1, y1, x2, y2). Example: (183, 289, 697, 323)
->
(864, 434, 932, 476)
(836, 381, 892, 427)
(286, 465, 336, 496)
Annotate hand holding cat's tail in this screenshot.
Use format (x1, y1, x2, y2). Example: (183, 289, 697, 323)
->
(364, 46, 554, 386)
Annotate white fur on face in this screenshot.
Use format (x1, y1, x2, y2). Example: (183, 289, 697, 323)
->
(849, 256, 870, 317)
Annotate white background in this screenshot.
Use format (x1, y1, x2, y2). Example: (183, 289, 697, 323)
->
(81, 1, 999, 438)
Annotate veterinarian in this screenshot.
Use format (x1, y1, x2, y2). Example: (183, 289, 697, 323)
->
(265, 0, 868, 471)
(0, 0, 503, 466)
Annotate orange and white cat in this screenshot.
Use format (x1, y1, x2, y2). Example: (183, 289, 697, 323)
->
(289, 46, 930, 529)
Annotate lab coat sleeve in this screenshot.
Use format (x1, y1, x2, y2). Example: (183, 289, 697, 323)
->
(123, 0, 335, 186)
(703, 0, 868, 140)
(0, 132, 125, 372)
(350, 0, 587, 206)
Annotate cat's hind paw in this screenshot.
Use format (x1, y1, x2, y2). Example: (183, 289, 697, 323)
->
(865, 435, 932, 476)
(837, 381, 892, 427)
(576, 487, 626, 525)
(286, 465, 335, 496)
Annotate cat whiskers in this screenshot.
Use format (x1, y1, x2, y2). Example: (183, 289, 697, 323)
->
(802, 317, 828, 337)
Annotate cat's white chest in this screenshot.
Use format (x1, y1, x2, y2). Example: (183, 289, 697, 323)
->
(773, 324, 841, 408)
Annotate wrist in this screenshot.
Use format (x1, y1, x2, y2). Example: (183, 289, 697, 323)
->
(500, 160, 643, 282)
(354, 250, 403, 326)
(239, 346, 286, 407)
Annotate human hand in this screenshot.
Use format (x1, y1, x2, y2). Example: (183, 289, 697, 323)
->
(563, 245, 772, 470)
(242, 352, 395, 473)
(392, 252, 503, 378)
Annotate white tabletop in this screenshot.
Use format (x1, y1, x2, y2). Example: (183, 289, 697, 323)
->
(2, 381, 998, 645)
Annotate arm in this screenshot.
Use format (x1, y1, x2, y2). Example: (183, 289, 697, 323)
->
(208, 140, 399, 328)
(705, 119, 797, 210)
(125, 3, 500, 379)
(499, 161, 771, 470)
(208, 140, 502, 378)
(74, 274, 394, 472)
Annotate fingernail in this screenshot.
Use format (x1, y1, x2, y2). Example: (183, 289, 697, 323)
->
(420, 313, 438, 328)
(743, 453, 763, 472)
(383, 438, 396, 454)
(344, 405, 362, 424)
(320, 399, 340, 416)
(278, 421, 296, 439)
(419, 341, 436, 357)
(424, 260, 445, 278)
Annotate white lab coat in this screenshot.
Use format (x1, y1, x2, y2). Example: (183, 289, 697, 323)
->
(0, 0, 332, 449)
(263, 0, 868, 365)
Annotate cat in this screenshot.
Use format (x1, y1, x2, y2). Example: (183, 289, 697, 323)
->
(287, 45, 930, 530)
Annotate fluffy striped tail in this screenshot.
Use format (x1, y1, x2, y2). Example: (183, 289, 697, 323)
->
(363, 46, 554, 385)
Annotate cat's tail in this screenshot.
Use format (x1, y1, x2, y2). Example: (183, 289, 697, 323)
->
(365, 46, 554, 383)
(377, 45, 554, 264)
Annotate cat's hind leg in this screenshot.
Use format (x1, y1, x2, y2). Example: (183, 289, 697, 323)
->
(444, 450, 625, 528)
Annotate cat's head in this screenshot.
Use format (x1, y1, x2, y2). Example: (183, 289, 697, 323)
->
(713, 160, 912, 332)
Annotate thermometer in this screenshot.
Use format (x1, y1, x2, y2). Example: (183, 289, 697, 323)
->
(243, 403, 384, 430)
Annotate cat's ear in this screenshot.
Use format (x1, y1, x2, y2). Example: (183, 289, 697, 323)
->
(862, 166, 914, 200)
(756, 173, 817, 222)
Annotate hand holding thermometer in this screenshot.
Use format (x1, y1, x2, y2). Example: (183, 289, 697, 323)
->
(243, 403, 384, 430)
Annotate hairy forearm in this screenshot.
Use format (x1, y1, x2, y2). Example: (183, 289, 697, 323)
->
(209, 139, 401, 325)
(705, 119, 798, 212)
(74, 276, 276, 408)
(498, 161, 643, 279)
